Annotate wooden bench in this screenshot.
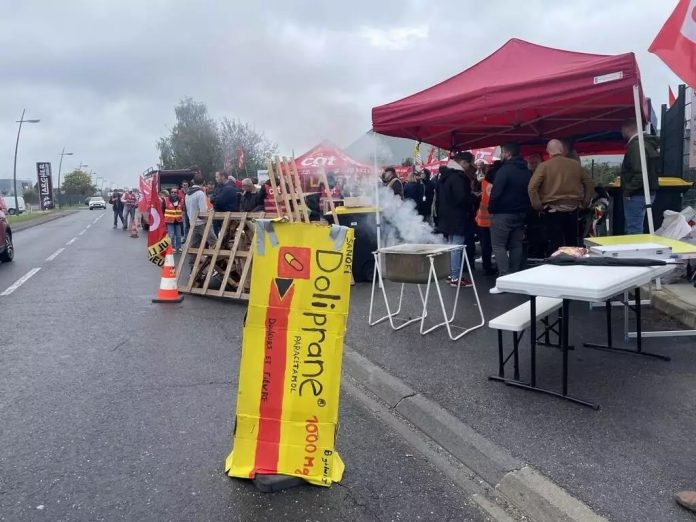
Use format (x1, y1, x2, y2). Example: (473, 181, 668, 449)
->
(489, 297, 564, 380)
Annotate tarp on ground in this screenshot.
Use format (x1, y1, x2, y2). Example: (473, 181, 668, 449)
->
(372, 38, 646, 154)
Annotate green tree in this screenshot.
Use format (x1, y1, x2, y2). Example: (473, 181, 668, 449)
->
(62, 170, 96, 196)
(157, 98, 223, 179)
(219, 118, 278, 178)
(23, 188, 38, 205)
(582, 160, 620, 187)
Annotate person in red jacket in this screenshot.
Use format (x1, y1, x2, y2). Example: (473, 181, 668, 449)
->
(164, 190, 184, 253)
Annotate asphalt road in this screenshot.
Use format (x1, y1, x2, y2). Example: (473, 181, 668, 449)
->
(348, 274, 696, 521)
(0, 210, 485, 522)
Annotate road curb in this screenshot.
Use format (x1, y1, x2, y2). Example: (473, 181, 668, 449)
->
(497, 466, 607, 522)
(343, 347, 607, 522)
(11, 210, 79, 232)
(650, 286, 696, 329)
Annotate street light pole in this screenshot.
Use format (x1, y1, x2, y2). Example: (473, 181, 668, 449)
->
(57, 147, 74, 209)
(12, 109, 40, 214)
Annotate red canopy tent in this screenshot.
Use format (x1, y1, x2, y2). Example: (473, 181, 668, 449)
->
(264, 141, 374, 214)
(372, 38, 646, 155)
(294, 141, 373, 192)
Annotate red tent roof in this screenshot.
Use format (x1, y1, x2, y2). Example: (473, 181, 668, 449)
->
(372, 39, 645, 153)
(295, 141, 372, 175)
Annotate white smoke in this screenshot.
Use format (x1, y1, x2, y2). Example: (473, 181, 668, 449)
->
(376, 185, 444, 245)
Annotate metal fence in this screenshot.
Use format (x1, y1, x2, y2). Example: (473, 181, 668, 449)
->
(56, 194, 93, 207)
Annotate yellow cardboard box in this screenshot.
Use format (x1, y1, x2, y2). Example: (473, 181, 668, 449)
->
(225, 220, 354, 486)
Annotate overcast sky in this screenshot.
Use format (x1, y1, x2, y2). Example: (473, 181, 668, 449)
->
(0, 0, 683, 188)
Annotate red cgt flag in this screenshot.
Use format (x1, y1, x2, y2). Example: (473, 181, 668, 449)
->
(236, 146, 245, 170)
(146, 173, 171, 266)
(649, 0, 696, 88)
(137, 175, 151, 214)
(669, 86, 677, 107)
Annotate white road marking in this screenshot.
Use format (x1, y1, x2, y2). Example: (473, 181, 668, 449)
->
(46, 248, 65, 262)
(86, 224, 91, 229)
(66, 237, 77, 245)
(1, 268, 41, 296)
(78, 230, 86, 236)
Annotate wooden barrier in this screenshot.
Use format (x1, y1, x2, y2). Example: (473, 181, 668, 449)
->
(267, 156, 310, 223)
(177, 211, 265, 301)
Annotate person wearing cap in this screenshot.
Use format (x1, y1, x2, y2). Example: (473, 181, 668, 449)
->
(381, 167, 404, 199)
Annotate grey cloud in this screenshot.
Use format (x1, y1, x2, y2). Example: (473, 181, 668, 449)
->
(0, 0, 683, 187)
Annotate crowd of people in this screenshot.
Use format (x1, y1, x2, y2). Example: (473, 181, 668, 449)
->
(109, 170, 267, 255)
(380, 118, 659, 294)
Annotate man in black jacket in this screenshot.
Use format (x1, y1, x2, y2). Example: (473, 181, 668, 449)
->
(212, 171, 239, 234)
(436, 152, 475, 287)
(417, 169, 435, 222)
(109, 191, 125, 229)
(488, 143, 531, 291)
(239, 178, 264, 212)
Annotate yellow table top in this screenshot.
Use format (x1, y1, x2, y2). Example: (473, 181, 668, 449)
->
(608, 177, 694, 189)
(585, 234, 696, 256)
(329, 206, 379, 215)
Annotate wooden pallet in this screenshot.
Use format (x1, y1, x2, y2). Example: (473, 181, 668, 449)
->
(267, 156, 310, 223)
(177, 211, 265, 300)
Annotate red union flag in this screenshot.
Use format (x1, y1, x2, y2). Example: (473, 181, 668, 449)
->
(649, 0, 696, 88)
(236, 146, 245, 170)
(137, 175, 151, 214)
(146, 173, 171, 266)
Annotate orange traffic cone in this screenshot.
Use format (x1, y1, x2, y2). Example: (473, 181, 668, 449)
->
(152, 245, 184, 303)
(130, 215, 139, 238)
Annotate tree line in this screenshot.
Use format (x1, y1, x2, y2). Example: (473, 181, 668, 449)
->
(156, 97, 278, 180)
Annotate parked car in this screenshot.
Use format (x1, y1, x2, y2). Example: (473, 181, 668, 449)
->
(0, 199, 13, 263)
(88, 197, 106, 210)
(3, 195, 25, 215)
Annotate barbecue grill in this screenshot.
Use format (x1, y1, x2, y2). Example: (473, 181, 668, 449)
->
(369, 243, 485, 340)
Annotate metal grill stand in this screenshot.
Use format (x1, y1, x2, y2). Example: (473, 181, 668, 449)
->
(368, 245, 485, 340)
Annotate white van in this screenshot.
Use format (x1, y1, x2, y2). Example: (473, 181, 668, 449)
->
(1, 196, 26, 215)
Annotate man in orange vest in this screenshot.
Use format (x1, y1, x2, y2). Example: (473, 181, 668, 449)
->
(164, 190, 184, 253)
(475, 164, 498, 276)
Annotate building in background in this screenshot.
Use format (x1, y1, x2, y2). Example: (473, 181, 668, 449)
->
(0, 178, 33, 195)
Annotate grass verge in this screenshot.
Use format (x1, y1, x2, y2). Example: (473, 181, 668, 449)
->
(5, 206, 81, 225)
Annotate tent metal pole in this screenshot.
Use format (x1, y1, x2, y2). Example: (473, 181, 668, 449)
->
(632, 84, 655, 234)
(372, 130, 383, 290)
(373, 130, 382, 252)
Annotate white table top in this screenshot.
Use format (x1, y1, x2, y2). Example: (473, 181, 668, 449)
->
(496, 264, 675, 301)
